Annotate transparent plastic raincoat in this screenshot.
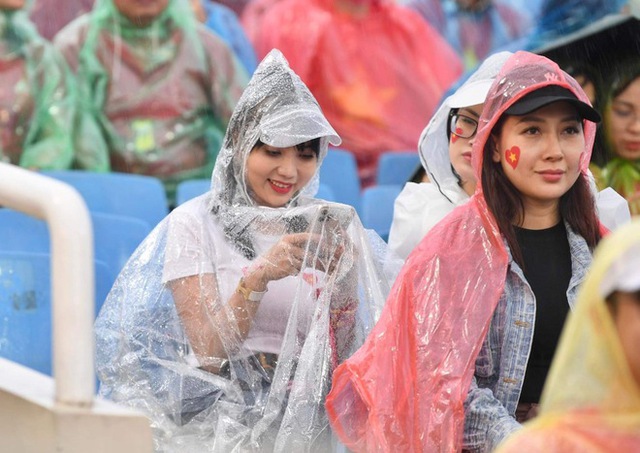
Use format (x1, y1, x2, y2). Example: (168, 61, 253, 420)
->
(496, 219, 640, 452)
(0, 6, 76, 169)
(54, 0, 248, 202)
(254, 0, 463, 187)
(388, 51, 511, 260)
(326, 51, 598, 452)
(95, 49, 397, 452)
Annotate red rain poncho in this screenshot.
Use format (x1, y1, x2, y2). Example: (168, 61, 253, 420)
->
(325, 51, 597, 452)
(254, 0, 462, 186)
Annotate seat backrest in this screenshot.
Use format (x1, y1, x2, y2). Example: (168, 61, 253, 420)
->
(315, 183, 336, 202)
(175, 179, 210, 206)
(0, 209, 143, 297)
(0, 251, 112, 375)
(91, 212, 151, 279)
(319, 148, 361, 213)
(43, 170, 169, 229)
(360, 185, 402, 242)
(376, 151, 420, 186)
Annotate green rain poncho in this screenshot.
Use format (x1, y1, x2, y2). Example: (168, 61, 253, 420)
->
(0, 6, 78, 169)
(54, 0, 248, 202)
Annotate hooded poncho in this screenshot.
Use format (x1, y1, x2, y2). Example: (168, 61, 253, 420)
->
(254, 0, 463, 186)
(388, 51, 512, 260)
(54, 0, 248, 202)
(326, 51, 598, 452)
(0, 6, 78, 169)
(496, 219, 640, 452)
(95, 49, 399, 453)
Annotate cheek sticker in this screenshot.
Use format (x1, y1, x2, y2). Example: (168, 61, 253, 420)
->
(451, 127, 463, 143)
(505, 146, 520, 169)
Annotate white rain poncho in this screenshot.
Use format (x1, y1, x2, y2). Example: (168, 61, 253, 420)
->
(388, 51, 511, 260)
(95, 49, 397, 452)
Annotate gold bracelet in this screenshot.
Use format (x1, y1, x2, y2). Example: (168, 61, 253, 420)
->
(236, 277, 267, 303)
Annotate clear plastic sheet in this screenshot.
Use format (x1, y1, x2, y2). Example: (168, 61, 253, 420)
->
(253, 0, 463, 186)
(496, 220, 640, 452)
(54, 0, 248, 201)
(95, 50, 399, 452)
(0, 7, 77, 169)
(326, 51, 597, 452)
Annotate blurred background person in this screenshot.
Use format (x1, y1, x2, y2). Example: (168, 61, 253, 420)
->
(598, 59, 640, 215)
(254, 0, 463, 188)
(55, 0, 248, 205)
(0, 0, 94, 170)
(190, 0, 257, 75)
(403, 0, 532, 71)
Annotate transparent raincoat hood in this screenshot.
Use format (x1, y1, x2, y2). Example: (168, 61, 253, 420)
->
(497, 219, 640, 452)
(326, 51, 597, 452)
(0, 6, 76, 169)
(95, 49, 396, 453)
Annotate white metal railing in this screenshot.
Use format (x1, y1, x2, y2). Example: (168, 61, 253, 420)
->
(0, 163, 94, 406)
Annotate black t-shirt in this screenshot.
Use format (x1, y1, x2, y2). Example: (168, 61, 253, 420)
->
(515, 222, 572, 403)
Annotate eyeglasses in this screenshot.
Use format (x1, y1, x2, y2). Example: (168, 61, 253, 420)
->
(449, 113, 479, 139)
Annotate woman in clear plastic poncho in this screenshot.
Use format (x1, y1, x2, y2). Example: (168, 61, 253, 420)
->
(54, 0, 247, 203)
(254, 0, 463, 187)
(496, 218, 640, 452)
(388, 51, 511, 260)
(326, 51, 604, 452)
(95, 49, 396, 452)
(0, 0, 80, 169)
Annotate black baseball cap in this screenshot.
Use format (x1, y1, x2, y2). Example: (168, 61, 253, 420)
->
(504, 85, 601, 123)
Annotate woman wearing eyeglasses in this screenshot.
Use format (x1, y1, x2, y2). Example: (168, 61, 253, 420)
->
(388, 52, 511, 260)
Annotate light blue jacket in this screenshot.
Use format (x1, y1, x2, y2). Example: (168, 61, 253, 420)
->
(462, 222, 593, 452)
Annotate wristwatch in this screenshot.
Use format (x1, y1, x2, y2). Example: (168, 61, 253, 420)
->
(236, 277, 267, 303)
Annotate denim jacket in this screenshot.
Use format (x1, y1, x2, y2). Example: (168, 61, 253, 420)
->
(462, 222, 593, 452)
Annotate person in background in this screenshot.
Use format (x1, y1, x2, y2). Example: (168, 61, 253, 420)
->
(95, 49, 398, 452)
(0, 0, 95, 169)
(597, 59, 640, 215)
(190, 0, 257, 75)
(388, 51, 511, 260)
(496, 219, 640, 452)
(54, 0, 247, 205)
(254, 0, 463, 188)
(404, 0, 531, 71)
(326, 51, 603, 452)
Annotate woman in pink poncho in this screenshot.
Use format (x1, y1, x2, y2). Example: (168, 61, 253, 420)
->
(254, 0, 462, 187)
(325, 51, 605, 452)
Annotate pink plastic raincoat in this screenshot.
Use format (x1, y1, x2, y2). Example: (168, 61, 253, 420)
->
(325, 51, 597, 452)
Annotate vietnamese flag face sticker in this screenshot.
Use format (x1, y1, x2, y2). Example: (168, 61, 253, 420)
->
(505, 146, 520, 169)
(451, 127, 463, 143)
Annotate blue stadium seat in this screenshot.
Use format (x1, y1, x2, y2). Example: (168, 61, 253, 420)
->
(319, 148, 361, 213)
(0, 209, 148, 293)
(376, 151, 420, 186)
(43, 170, 169, 229)
(315, 183, 336, 202)
(0, 251, 112, 375)
(176, 179, 210, 206)
(360, 185, 403, 242)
